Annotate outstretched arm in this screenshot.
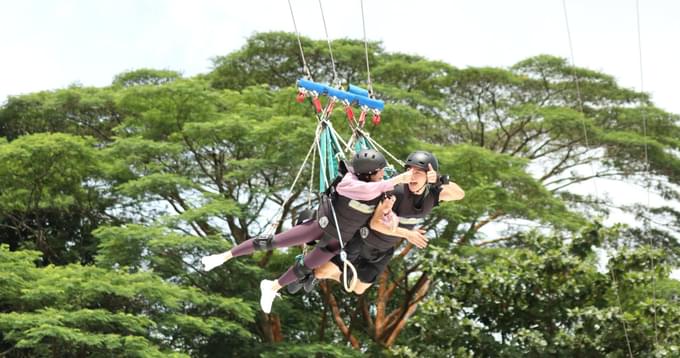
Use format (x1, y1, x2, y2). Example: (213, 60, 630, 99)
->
(425, 163, 465, 202)
(439, 182, 465, 201)
(336, 171, 412, 201)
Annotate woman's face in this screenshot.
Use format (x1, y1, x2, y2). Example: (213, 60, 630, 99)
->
(369, 167, 385, 182)
(408, 167, 428, 193)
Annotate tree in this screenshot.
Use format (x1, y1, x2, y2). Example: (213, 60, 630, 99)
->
(1, 31, 678, 356)
(206, 32, 679, 354)
(0, 86, 122, 141)
(401, 226, 680, 356)
(112, 68, 182, 88)
(0, 133, 115, 265)
(0, 245, 254, 357)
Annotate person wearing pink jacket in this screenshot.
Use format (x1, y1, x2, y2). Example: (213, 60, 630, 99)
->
(201, 149, 412, 311)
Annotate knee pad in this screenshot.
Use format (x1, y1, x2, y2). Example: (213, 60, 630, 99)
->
(252, 234, 274, 251)
(292, 260, 313, 280)
(296, 209, 315, 226)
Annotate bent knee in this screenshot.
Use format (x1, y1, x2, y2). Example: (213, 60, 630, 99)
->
(353, 282, 372, 295)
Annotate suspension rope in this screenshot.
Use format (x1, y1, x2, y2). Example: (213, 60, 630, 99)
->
(286, 2, 373, 293)
(360, 0, 374, 96)
(264, 125, 322, 237)
(307, 135, 317, 209)
(561, 0, 599, 197)
(328, 121, 354, 154)
(355, 127, 405, 167)
(287, 0, 313, 79)
(635, 0, 658, 347)
(561, 2, 632, 356)
(318, 0, 339, 85)
(314, 114, 357, 292)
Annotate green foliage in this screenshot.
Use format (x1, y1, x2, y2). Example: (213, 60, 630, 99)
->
(410, 226, 679, 356)
(1, 31, 679, 356)
(0, 245, 254, 357)
(0, 86, 121, 141)
(112, 68, 182, 88)
(0, 133, 99, 211)
(0, 133, 114, 264)
(259, 342, 361, 358)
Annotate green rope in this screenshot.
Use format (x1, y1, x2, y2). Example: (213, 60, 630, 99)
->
(319, 128, 329, 191)
(354, 136, 371, 152)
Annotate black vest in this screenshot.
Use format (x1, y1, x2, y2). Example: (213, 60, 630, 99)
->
(317, 191, 383, 245)
(361, 183, 439, 251)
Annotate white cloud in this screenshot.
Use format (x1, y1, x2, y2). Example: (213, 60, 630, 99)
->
(2, 0, 680, 112)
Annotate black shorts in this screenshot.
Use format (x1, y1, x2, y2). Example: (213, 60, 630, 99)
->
(331, 238, 394, 284)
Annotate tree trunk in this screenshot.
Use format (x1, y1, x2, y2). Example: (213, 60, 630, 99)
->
(373, 272, 432, 348)
(319, 281, 360, 348)
(258, 312, 284, 343)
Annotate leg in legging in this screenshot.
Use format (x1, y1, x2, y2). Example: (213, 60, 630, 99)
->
(231, 220, 324, 258)
(259, 240, 341, 313)
(276, 240, 341, 287)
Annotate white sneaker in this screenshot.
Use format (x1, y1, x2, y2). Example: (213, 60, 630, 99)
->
(201, 252, 230, 271)
(259, 279, 280, 314)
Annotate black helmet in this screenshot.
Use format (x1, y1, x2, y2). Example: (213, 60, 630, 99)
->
(352, 149, 387, 176)
(405, 151, 438, 171)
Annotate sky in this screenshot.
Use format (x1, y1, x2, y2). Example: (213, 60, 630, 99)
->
(1, 0, 680, 114)
(1, 1, 678, 278)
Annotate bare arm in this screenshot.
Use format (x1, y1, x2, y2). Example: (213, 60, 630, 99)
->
(425, 163, 465, 202)
(368, 199, 428, 249)
(439, 182, 465, 202)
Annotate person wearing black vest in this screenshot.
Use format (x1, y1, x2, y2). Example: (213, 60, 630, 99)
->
(315, 151, 465, 294)
(200, 149, 413, 275)
(256, 150, 418, 313)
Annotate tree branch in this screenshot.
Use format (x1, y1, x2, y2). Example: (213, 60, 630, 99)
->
(529, 137, 582, 160)
(538, 146, 574, 182)
(319, 281, 360, 348)
(548, 171, 629, 192)
(383, 274, 431, 347)
(358, 295, 374, 334)
(374, 270, 389, 340)
(457, 210, 504, 245)
(475, 236, 514, 247)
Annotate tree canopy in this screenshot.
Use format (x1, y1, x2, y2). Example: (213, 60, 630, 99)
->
(1, 32, 678, 357)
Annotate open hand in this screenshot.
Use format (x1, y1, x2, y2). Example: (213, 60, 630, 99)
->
(404, 228, 428, 249)
(378, 195, 396, 215)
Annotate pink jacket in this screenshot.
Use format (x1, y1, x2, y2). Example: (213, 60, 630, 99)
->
(336, 172, 401, 229)
(335, 173, 395, 201)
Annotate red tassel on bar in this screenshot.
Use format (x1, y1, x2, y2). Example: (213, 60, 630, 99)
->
(312, 97, 322, 113)
(372, 113, 381, 125)
(296, 92, 306, 103)
(326, 100, 335, 115)
(345, 106, 355, 124)
(358, 110, 367, 126)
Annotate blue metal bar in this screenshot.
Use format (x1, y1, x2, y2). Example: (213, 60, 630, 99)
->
(348, 84, 369, 97)
(297, 78, 384, 111)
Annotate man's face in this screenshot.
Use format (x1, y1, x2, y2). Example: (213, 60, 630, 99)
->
(408, 167, 427, 193)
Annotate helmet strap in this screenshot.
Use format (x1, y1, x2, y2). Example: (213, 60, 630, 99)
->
(412, 182, 427, 195)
